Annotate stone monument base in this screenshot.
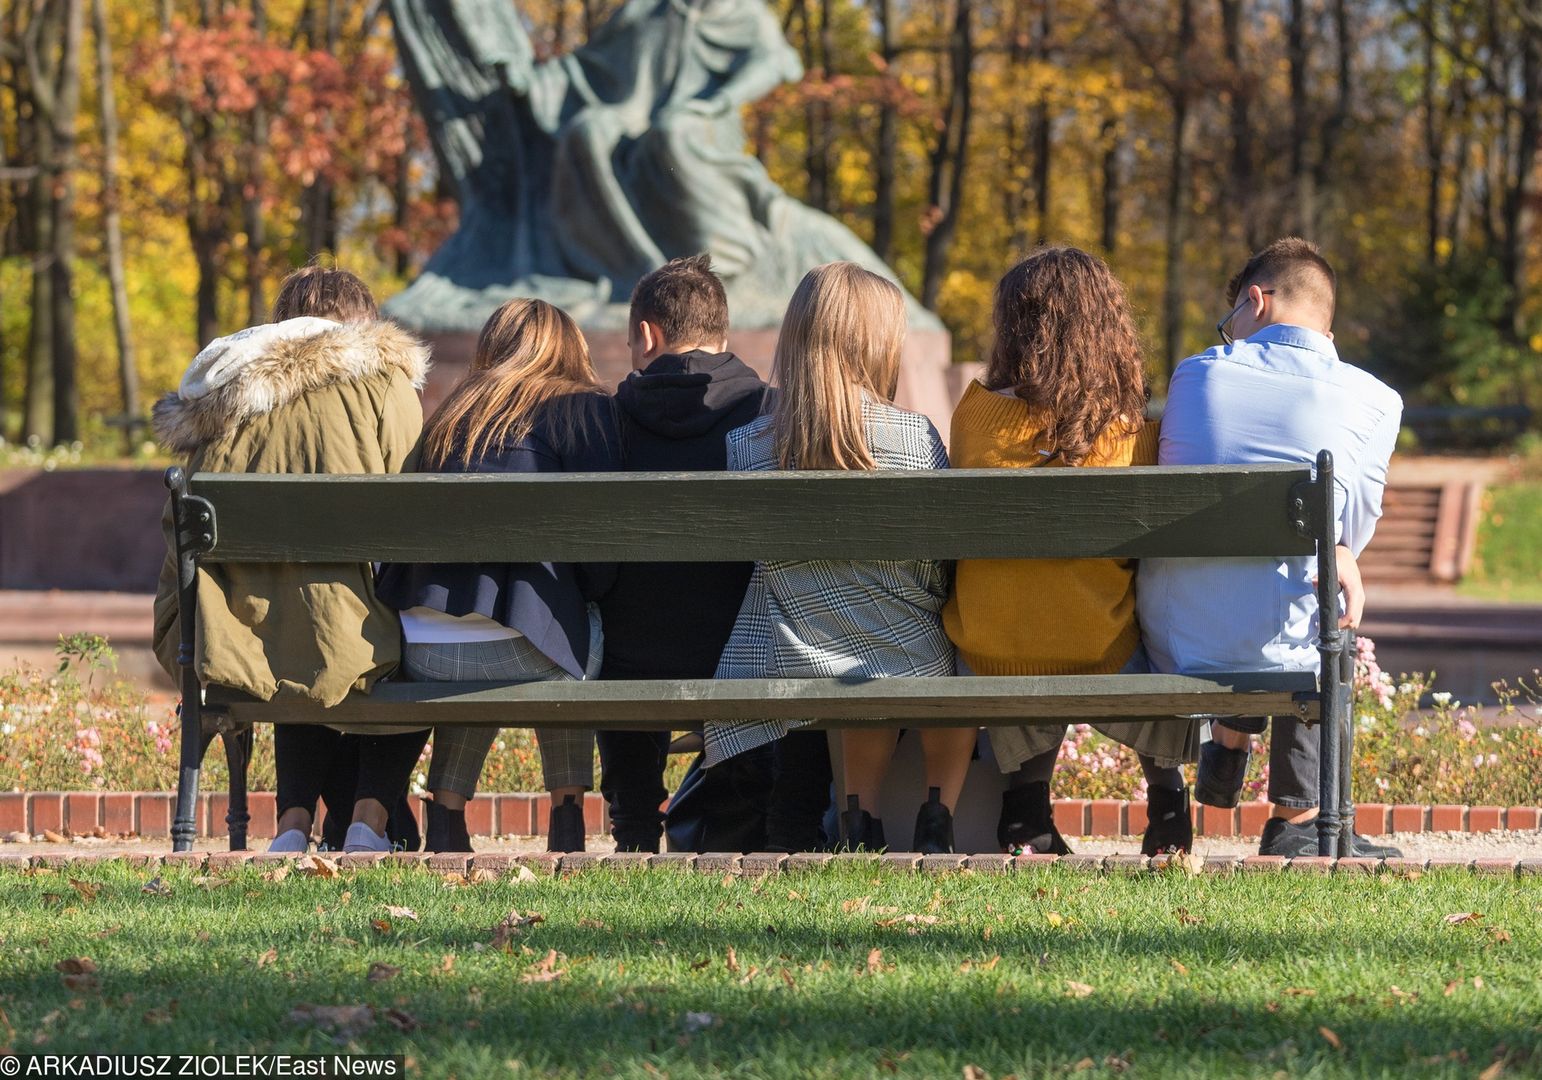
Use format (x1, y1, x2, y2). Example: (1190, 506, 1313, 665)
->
(422, 328, 979, 441)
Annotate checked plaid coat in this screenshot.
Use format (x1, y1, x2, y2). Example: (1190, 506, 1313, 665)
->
(701, 396, 957, 767)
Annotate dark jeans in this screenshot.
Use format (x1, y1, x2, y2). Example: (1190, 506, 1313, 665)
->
(1213, 715, 1317, 810)
(597, 729, 671, 851)
(275, 724, 430, 826)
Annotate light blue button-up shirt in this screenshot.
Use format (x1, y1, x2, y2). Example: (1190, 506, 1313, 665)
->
(1137, 324, 1403, 674)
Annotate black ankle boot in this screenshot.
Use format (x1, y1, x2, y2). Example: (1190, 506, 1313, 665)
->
(997, 781, 1071, 855)
(1141, 785, 1193, 856)
(840, 795, 887, 851)
(424, 801, 472, 854)
(911, 787, 954, 854)
(547, 794, 586, 853)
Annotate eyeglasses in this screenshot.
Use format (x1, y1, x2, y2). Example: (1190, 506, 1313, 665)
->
(1216, 289, 1275, 346)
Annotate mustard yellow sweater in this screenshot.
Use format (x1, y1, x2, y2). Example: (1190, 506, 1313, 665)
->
(942, 380, 1160, 676)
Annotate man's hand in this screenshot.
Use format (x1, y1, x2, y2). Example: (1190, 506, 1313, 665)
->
(1334, 544, 1364, 629)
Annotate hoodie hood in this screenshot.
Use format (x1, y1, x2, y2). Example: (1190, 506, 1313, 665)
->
(153, 319, 430, 455)
(615, 350, 768, 440)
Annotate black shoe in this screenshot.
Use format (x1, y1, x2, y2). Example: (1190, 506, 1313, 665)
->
(547, 795, 586, 853)
(1195, 740, 1249, 809)
(1258, 817, 1405, 858)
(840, 796, 887, 851)
(1141, 785, 1193, 856)
(997, 781, 1071, 856)
(424, 801, 472, 854)
(911, 787, 954, 854)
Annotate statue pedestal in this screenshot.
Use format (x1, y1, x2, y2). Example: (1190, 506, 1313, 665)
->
(422, 328, 978, 440)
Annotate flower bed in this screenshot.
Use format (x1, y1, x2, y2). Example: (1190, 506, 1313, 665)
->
(3, 637, 1539, 805)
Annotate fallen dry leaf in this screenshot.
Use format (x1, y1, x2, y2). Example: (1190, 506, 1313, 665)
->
(725, 947, 740, 974)
(1176, 907, 1203, 926)
(874, 914, 940, 929)
(288, 1003, 374, 1037)
(962, 1066, 988, 1080)
(42, 829, 69, 844)
(384, 905, 419, 922)
(142, 1006, 175, 1025)
(1046, 911, 1065, 928)
(1283, 987, 1317, 997)
(440, 954, 456, 973)
(513, 865, 539, 883)
(256, 948, 278, 969)
(1168, 851, 1204, 876)
(1065, 980, 1095, 998)
(141, 877, 172, 897)
(1319, 1026, 1342, 1050)
(296, 855, 339, 879)
(519, 949, 565, 984)
(1478, 1060, 1506, 1080)
(1443, 912, 1484, 925)
(55, 958, 97, 976)
(865, 948, 886, 975)
(383, 1008, 418, 1033)
(68, 879, 100, 902)
(690, 958, 711, 971)
(192, 875, 230, 890)
(370, 919, 392, 936)
(1170, 959, 1189, 976)
(1489, 928, 1513, 944)
(261, 866, 291, 883)
(366, 963, 400, 983)
(492, 910, 545, 949)
(1444, 979, 1461, 996)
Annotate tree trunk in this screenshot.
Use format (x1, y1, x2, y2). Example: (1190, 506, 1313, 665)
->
(1100, 115, 1123, 254)
(91, 0, 139, 443)
(1500, 11, 1540, 339)
(795, 0, 826, 212)
(1219, 0, 1258, 248)
(921, 0, 974, 311)
(1161, 0, 1195, 377)
(871, 0, 897, 261)
(1421, 0, 1443, 265)
(245, 0, 268, 324)
(1311, 0, 1352, 219)
(1030, 0, 1053, 244)
(301, 0, 340, 255)
(1286, 0, 1314, 236)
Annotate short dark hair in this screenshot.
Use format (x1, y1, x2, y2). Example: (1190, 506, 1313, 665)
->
(1226, 237, 1336, 322)
(629, 254, 729, 347)
(271, 265, 378, 323)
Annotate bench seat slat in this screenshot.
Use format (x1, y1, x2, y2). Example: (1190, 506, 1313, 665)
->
(207, 673, 1318, 729)
(188, 465, 1316, 563)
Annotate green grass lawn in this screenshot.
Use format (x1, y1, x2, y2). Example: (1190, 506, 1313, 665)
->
(1462, 478, 1542, 604)
(2, 863, 1539, 1078)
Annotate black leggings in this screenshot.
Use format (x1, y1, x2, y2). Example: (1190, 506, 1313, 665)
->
(274, 725, 429, 820)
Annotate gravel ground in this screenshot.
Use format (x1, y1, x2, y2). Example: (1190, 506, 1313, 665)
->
(4, 829, 1540, 860)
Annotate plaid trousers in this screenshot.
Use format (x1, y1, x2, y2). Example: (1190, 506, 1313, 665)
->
(403, 609, 602, 796)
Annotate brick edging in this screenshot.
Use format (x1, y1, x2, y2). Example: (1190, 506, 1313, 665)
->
(1, 849, 1538, 878)
(2, 791, 1538, 840)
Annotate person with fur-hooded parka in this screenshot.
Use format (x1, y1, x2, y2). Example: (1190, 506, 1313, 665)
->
(151, 314, 429, 707)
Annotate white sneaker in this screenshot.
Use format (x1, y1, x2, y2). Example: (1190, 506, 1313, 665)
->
(268, 828, 310, 854)
(342, 822, 391, 853)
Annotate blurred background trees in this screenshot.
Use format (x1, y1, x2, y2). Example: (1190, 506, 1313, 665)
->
(1, 0, 1539, 450)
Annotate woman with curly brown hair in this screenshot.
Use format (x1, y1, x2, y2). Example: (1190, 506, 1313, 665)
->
(942, 247, 1198, 858)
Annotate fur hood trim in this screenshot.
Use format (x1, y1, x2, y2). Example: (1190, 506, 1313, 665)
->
(153, 320, 430, 454)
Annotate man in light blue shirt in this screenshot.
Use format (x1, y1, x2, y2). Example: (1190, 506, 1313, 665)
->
(1138, 237, 1402, 857)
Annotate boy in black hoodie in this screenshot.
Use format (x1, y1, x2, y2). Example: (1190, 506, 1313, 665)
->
(597, 254, 772, 852)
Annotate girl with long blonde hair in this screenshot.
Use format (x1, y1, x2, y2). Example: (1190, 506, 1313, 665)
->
(702, 262, 969, 853)
(376, 298, 618, 854)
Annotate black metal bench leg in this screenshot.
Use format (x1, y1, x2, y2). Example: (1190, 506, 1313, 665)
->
(223, 725, 253, 851)
(1339, 631, 1357, 858)
(1310, 450, 1343, 858)
(173, 704, 212, 852)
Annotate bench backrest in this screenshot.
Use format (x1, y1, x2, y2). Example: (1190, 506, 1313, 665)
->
(181, 464, 1319, 563)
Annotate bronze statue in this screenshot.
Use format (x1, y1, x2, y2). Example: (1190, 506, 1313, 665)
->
(385, 0, 939, 331)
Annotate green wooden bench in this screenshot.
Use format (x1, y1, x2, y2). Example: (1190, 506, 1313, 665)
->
(162, 451, 1358, 857)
